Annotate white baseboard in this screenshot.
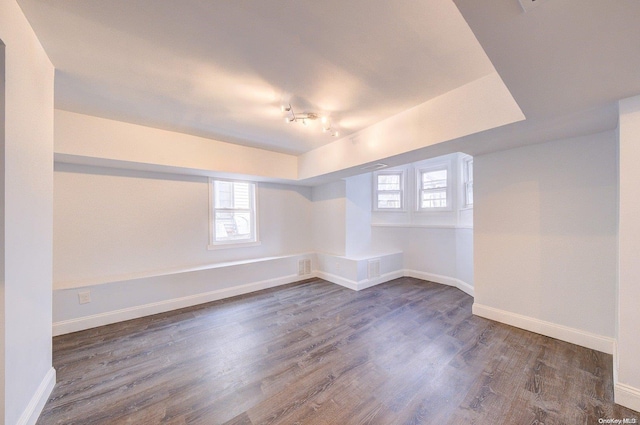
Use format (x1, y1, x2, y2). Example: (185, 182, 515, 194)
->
(472, 303, 614, 354)
(315, 270, 405, 292)
(356, 270, 405, 291)
(404, 269, 474, 297)
(53, 274, 302, 336)
(17, 367, 56, 425)
(615, 382, 640, 412)
(314, 271, 358, 290)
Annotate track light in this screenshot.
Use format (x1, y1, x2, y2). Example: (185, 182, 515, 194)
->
(281, 104, 339, 137)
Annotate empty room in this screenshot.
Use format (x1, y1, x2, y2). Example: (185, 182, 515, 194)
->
(2, 0, 640, 424)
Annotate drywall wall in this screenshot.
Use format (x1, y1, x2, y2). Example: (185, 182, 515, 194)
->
(53, 253, 315, 335)
(53, 163, 314, 334)
(0, 1, 55, 423)
(54, 164, 313, 287)
(369, 153, 474, 290)
(311, 180, 347, 256)
(345, 173, 372, 256)
(55, 109, 298, 181)
(617, 95, 640, 411)
(473, 131, 617, 350)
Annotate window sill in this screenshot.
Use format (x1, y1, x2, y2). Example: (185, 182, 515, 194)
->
(208, 241, 262, 250)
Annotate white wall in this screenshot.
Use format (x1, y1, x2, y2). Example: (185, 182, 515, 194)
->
(369, 153, 474, 289)
(54, 164, 312, 287)
(345, 173, 372, 257)
(474, 131, 618, 350)
(311, 180, 346, 256)
(0, 1, 55, 423)
(53, 163, 314, 333)
(55, 110, 298, 181)
(617, 94, 640, 411)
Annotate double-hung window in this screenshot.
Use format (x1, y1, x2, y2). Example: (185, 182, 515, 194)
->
(417, 166, 449, 210)
(209, 179, 257, 247)
(463, 157, 473, 208)
(373, 171, 405, 211)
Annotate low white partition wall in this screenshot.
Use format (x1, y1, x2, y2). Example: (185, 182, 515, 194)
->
(315, 251, 404, 291)
(53, 253, 316, 336)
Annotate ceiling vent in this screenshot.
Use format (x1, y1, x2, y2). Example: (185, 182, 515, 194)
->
(361, 163, 387, 171)
(518, 0, 548, 12)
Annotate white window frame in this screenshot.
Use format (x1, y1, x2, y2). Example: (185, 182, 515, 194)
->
(416, 163, 452, 212)
(373, 170, 406, 211)
(208, 178, 260, 249)
(463, 157, 473, 208)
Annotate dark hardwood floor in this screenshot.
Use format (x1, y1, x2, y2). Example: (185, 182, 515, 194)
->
(37, 277, 638, 425)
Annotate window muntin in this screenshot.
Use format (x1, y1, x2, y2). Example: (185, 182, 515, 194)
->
(210, 179, 257, 245)
(374, 171, 405, 210)
(418, 167, 449, 210)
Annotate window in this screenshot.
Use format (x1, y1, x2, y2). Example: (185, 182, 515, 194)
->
(463, 157, 473, 208)
(209, 179, 257, 246)
(373, 170, 405, 210)
(417, 166, 449, 210)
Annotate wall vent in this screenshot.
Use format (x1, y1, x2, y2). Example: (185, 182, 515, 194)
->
(299, 259, 312, 276)
(361, 163, 387, 171)
(368, 259, 381, 279)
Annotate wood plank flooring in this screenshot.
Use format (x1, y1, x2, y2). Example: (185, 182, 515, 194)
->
(37, 277, 638, 425)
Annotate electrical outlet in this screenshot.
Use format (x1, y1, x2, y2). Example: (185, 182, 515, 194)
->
(78, 290, 91, 304)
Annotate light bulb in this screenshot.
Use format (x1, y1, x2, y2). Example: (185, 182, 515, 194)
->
(285, 117, 290, 124)
(321, 116, 327, 124)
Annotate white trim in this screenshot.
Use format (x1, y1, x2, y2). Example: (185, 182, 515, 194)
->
(404, 269, 474, 297)
(209, 178, 259, 247)
(54, 253, 313, 290)
(315, 271, 358, 290)
(371, 223, 473, 229)
(372, 169, 407, 212)
(614, 382, 640, 412)
(472, 303, 614, 354)
(357, 270, 405, 291)
(17, 367, 56, 425)
(314, 270, 405, 292)
(207, 241, 262, 250)
(613, 339, 619, 390)
(613, 340, 640, 412)
(53, 274, 301, 336)
(416, 162, 452, 212)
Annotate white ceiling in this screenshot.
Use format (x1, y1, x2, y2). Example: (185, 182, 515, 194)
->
(17, 0, 640, 163)
(18, 0, 496, 154)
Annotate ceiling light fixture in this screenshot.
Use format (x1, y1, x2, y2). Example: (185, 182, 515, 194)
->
(281, 104, 339, 137)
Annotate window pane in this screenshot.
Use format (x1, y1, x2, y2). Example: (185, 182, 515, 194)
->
(422, 169, 447, 190)
(214, 181, 251, 209)
(232, 182, 250, 209)
(467, 160, 473, 181)
(214, 211, 252, 241)
(214, 181, 233, 208)
(421, 189, 447, 208)
(378, 193, 401, 209)
(377, 174, 400, 191)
